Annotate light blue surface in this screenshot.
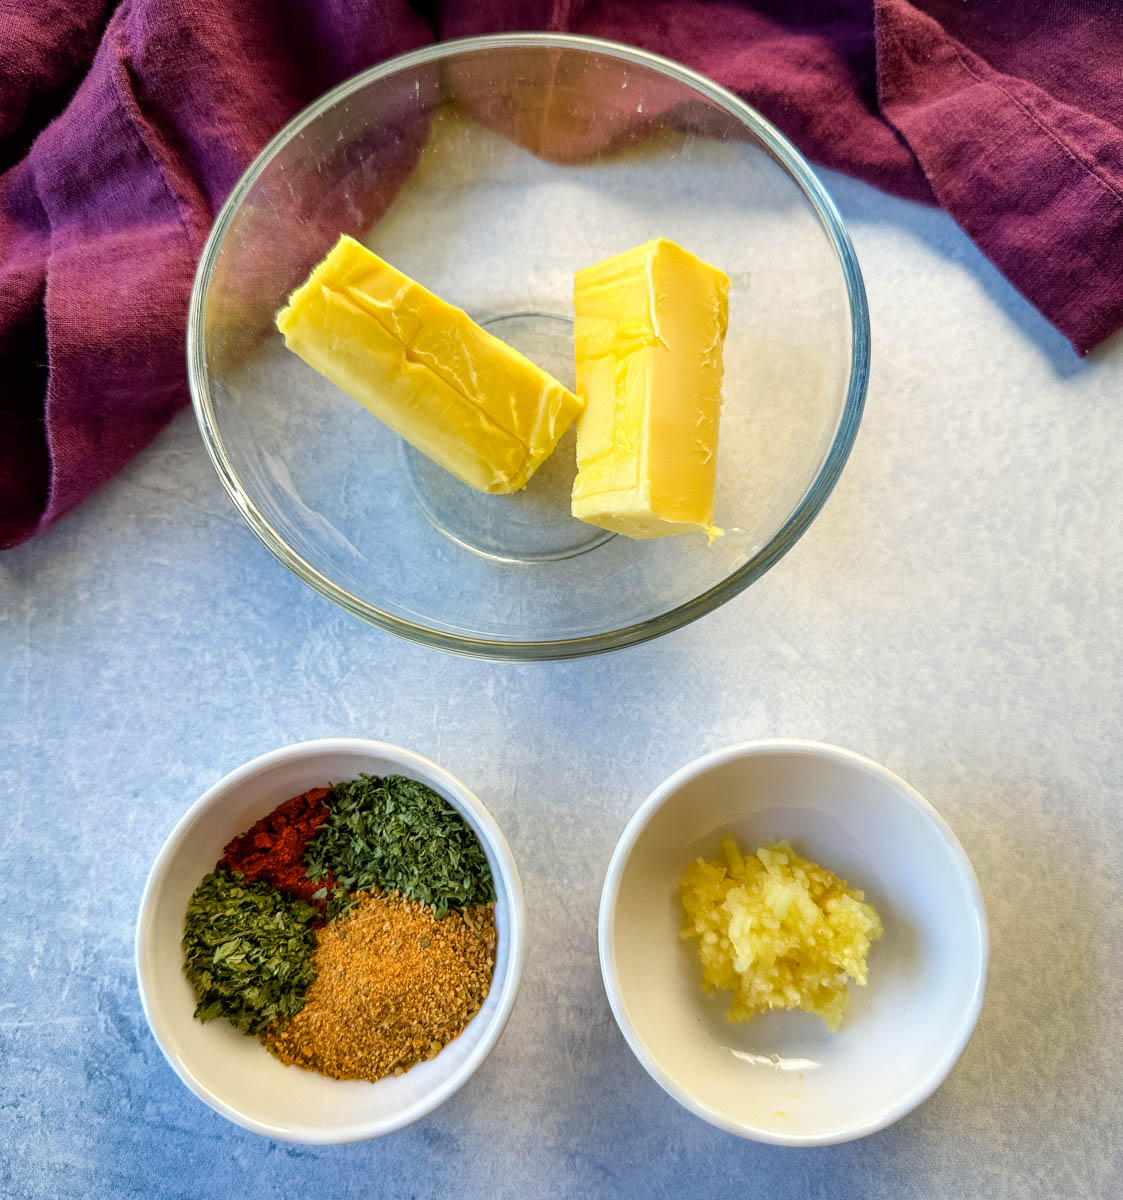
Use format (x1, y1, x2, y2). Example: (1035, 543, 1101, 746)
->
(2, 172, 1121, 1198)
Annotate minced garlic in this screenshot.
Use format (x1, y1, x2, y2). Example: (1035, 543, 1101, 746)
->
(679, 838, 883, 1032)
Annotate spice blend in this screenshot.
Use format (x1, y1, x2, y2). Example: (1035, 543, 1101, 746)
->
(304, 774, 495, 918)
(218, 786, 336, 907)
(262, 890, 497, 1080)
(182, 870, 319, 1034)
(181, 774, 498, 1085)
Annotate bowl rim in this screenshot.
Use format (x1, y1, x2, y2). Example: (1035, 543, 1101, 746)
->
(188, 32, 870, 661)
(134, 737, 527, 1144)
(597, 738, 990, 1146)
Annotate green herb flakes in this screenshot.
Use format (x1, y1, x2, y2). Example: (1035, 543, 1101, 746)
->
(304, 774, 495, 919)
(182, 870, 318, 1035)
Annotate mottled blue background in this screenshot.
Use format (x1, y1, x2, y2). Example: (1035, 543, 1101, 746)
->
(2, 173, 1120, 1199)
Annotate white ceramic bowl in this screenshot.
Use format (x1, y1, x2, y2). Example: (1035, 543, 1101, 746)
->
(136, 738, 526, 1143)
(599, 740, 988, 1145)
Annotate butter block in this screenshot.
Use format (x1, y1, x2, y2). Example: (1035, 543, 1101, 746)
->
(571, 238, 729, 539)
(277, 235, 583, 494)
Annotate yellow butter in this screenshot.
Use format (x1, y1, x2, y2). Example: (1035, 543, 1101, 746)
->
(571, 238, 729, 540)
(276, 235, 583, 494)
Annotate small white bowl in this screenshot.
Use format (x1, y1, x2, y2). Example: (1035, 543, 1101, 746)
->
(599, 740, 988, 1146)
(136, 738, 526, 1143)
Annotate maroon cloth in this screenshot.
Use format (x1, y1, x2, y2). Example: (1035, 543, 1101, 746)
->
(3, 1, 1122, 548)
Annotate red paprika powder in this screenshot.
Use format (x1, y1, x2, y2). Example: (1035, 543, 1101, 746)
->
(219, 787, 337, 907)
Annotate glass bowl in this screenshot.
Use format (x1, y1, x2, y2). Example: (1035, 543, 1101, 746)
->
(188, 33, 869, 660)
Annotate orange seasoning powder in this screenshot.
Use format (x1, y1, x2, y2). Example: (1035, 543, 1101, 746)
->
(261, 890, 496, 1081)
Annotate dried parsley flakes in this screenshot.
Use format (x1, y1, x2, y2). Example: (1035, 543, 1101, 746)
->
(304, 774, 496, 919)
(182, 870, 319, 1035)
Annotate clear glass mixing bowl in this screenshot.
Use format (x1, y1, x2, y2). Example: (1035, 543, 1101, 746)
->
(188, 34, 869, 660)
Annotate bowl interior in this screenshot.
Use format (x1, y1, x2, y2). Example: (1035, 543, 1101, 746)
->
(192, 36, 865, 655)
(137, 745, 521, 1142)
(603, 745, 986, 1143)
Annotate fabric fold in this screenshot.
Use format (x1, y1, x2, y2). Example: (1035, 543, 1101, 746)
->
(1, 0, 431, 549)
(873, 0, 1123, 354)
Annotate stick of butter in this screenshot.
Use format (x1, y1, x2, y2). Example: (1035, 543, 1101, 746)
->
(276, 235, 583, 494)
(571, 238, 729, 540)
